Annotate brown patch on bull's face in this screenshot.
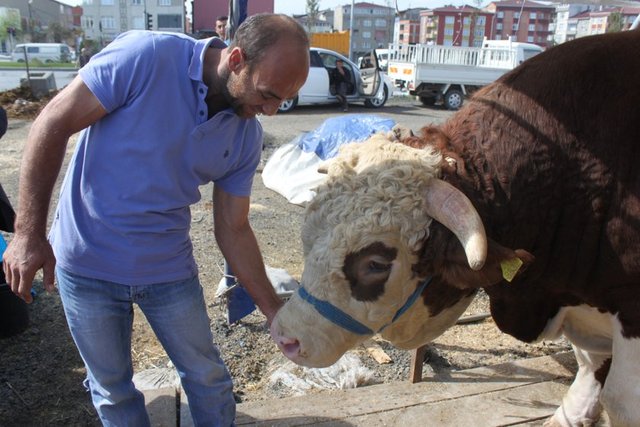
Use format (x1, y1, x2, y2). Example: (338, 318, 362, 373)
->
(342, 242, 397, 302)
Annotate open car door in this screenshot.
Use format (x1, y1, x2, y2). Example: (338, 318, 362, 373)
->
(358, 49, 382, 97)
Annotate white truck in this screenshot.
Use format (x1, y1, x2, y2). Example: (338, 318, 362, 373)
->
(387, 39, 543, 110)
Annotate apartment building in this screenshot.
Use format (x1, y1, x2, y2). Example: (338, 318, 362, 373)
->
(333, 2, 394, 60)
(81, 0, 185, 46)
(421, 5, 495, 47)
(486, 0, 555, 47)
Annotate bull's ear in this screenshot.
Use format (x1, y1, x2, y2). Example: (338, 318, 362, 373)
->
(420, 223, 534, 289)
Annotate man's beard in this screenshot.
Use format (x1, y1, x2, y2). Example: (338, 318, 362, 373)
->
(221, 70, 251, 117)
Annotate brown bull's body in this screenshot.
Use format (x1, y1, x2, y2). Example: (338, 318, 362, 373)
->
(271, 30, 640, 426)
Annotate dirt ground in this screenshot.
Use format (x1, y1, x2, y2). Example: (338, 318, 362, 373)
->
(0, 94, 571, 426)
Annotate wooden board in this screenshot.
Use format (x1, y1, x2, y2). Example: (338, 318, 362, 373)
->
(235, 352, 577, 426)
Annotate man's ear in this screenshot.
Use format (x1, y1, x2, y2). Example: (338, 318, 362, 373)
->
(227, 47, 245, 73)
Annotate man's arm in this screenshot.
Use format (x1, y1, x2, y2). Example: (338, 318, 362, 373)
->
(3, 76, 107, 302)
(213, 186, 283, 325)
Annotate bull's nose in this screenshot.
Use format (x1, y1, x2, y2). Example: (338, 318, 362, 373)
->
(277, 336, 301, 359)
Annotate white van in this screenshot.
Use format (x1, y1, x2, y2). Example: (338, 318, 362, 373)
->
(11, 43, 73, 63)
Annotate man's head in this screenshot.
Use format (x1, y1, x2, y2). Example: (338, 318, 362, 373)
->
(221, 14, 310, 118)
(215, 15, 228, 40)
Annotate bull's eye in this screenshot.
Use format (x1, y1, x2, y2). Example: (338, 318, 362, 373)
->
(368, 260, 391, 274)
(343, 242, 398, 302)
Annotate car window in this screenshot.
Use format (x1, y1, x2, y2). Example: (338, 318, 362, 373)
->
(309, 50, 324, 68)
(319, 52, 354, 74)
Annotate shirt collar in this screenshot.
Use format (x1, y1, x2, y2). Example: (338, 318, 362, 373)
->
(188, 37, 228, 83)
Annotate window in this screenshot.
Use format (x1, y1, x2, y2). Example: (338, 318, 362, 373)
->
(132, 16, 144, 29)
(530, 12, 537, 19)
(476, 16, 485, 25)
(101, 0, 114, 5)
(375, 19, 386, 27)
(101, 16, 115, 29)
(157, 14, 181, 28)
(497, 11, 504, 18)
(363, 19, 372, 27)
(496, 23, 503, 30)
(528, 24, 535, 31)
(445, 16, 455, 24)
(362, 31, 371, 38)
(158, 0, 171, 5)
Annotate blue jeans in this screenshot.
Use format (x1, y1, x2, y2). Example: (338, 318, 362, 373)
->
(57, 267, 235, 427)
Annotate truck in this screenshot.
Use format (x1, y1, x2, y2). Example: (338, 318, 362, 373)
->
(387, 39, 543, 110)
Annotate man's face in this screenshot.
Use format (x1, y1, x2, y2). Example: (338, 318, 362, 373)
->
(222, 44, 309, 118)
(216, 20, 228, 40)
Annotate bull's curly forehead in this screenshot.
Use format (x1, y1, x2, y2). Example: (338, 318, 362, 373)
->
(302, 136, 442, 255)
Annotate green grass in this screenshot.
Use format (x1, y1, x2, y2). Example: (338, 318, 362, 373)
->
(0, 61, 77, 69)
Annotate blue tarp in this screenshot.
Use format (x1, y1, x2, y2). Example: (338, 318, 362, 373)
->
(298, 114, 396, 160)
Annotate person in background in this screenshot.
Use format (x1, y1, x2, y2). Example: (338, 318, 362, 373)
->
(330, 58, 351, 112)
(216, 15, 229, 43)
(3, 13, 309, 426)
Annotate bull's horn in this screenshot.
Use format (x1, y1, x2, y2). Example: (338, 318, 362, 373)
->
(424, 179, 487, 270)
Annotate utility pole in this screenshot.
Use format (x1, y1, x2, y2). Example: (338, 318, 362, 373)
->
(27, 0, 34, 41)
(348, 0, 354, 61)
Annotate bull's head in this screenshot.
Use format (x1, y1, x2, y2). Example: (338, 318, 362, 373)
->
(270, 136, 488, 368)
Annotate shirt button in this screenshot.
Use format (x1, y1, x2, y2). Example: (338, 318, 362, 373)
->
(199, 88, 204, 94)
(199, 110, 204, 116)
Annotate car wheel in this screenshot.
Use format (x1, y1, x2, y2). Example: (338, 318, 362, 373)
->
(278, 97, 298, 113)
(364, 85, 388, 108)
(444, 89, 464, 110)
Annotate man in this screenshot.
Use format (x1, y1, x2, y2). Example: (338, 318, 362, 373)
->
(3, 13, 309, 426)
(216, 15, 229, 42)
(330, 58, 351, 112)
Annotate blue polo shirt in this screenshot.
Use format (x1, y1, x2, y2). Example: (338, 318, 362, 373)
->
(49, 31, 263, 285)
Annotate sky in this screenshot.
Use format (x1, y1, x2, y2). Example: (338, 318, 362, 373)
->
(55, 0, 469, 14)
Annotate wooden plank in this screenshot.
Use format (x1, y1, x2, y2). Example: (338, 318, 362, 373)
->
(324, 379, 571, 426)
(409, 345, 428, 383)
(236, 352, 577, 426)
(142, 387, 177, 427)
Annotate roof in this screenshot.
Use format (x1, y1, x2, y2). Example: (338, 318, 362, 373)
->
(489, 0, 555, 10)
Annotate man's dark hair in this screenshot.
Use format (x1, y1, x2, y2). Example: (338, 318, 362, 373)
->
(230, 14, 309, 66)
(216, 15, 228, 22)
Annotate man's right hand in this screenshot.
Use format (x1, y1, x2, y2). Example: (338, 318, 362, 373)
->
(3, 233, 56, 303)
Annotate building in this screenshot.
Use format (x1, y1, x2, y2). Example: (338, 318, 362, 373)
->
(191, 0, 273, 36)
(552, 4, 591, 44)
(486, 0, 555, 47)
(333, 2, 395, 60)
(81, 0, 185, 47)
(293, 9, 335, 33)
(427, 5, 495, 47)
(565, 6, 640, 41)
(394, 8, 422, 45)
(2, 0, 76, 44)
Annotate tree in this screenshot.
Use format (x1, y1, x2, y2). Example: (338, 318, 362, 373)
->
(306, 0, 319, 33)
(0, 9, 22, 50)
(607, 11, 624, 33)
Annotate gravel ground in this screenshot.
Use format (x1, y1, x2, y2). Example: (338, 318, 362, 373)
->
(0, 96, 571, 426)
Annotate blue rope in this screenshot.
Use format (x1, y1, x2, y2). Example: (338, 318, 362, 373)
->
(297, 276, 432, 336)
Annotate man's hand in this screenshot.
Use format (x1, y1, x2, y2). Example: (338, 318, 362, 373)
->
(3, 233, 56, 303)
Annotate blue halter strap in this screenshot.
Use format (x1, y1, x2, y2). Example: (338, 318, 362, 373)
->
(297, 276, 433, 336)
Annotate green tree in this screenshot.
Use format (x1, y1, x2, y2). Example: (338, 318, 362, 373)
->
(306, 0, 319, 32)
(48, 22, 74, 43)
(607, 11, 624, 33)
(0, 9, 22, 50)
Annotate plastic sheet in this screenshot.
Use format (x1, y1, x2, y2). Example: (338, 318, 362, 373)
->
(262, 114, 396, 205)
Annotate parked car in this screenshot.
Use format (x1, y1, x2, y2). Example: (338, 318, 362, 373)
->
(11, 43, 74, 63)
(278, 47, 393, 113)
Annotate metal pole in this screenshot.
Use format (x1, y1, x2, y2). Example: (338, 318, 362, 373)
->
(348, 0, 354, 61)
